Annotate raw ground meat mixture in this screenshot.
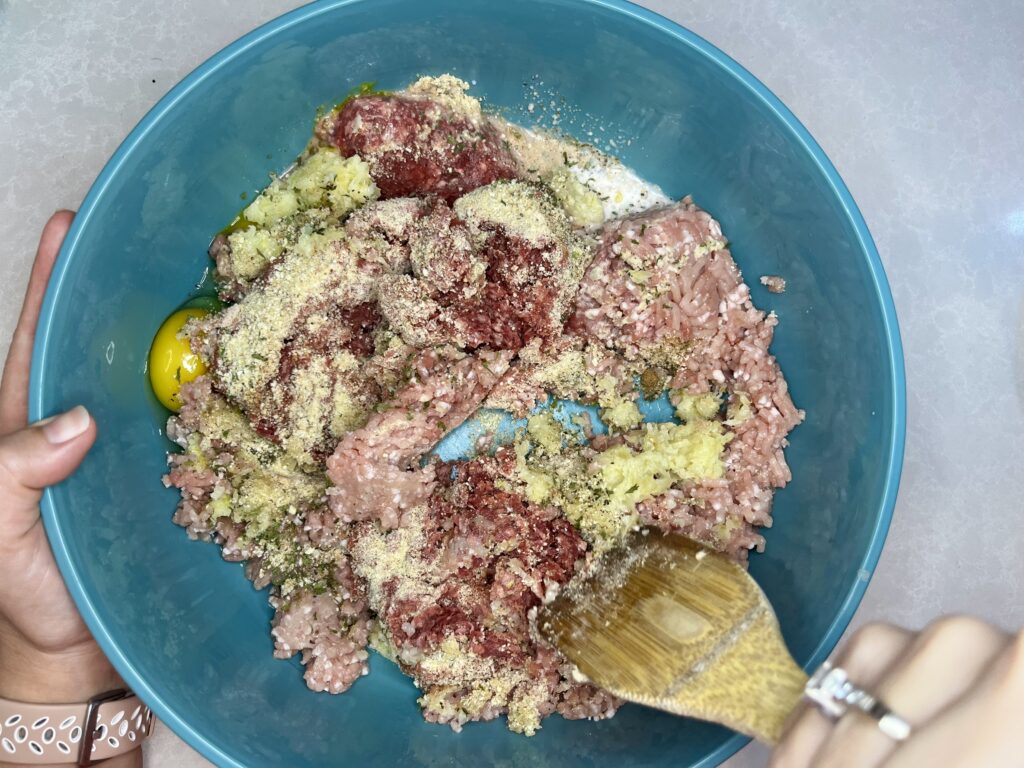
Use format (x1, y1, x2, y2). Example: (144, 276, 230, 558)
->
(327, 91, 519, 202)
(163, 75, 802, 735)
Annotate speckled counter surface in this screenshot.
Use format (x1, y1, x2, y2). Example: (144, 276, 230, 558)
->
(1, 1, 1022, 766)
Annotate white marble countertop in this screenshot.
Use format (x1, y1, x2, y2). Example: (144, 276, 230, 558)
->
(1, 1, 1022, 765)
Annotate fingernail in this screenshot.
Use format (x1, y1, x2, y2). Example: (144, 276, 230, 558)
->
(39, 405, 91, 444)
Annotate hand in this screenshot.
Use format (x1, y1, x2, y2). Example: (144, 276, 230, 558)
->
(771, 617, 1024, 767)
(0, 212, 141, 767)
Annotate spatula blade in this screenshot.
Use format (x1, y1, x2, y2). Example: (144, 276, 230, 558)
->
(538, 530, 806, 743)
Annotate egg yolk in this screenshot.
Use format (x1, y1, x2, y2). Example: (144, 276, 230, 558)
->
(149, 308, 209, 411)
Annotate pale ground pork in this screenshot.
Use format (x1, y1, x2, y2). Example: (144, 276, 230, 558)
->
(163, 75, 802, 735)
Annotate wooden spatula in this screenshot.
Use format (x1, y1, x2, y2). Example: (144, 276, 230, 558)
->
(537, 529, 808, 744)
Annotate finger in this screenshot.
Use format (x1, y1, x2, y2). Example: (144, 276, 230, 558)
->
(769, 623, 913, 768)
(883, 629, 1024, 768)
(0, 210, 75, 435)
(814, 616, 1010, 768)
(0, 406, 95, 539)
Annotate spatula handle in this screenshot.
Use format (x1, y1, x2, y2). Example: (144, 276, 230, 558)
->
(732, 646, 808, 744)
(665, 608, 808, 745)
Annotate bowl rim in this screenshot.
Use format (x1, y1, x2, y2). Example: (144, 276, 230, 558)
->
(29, 0, 906, 766)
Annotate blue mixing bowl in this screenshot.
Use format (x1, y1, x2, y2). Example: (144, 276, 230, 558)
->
(30, 1, 905, 765)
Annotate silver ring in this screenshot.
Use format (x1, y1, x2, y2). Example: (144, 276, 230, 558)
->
(804, 661, 912, 742)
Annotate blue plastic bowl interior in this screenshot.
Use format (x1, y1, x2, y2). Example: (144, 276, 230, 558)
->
(30, 1, 905, 766)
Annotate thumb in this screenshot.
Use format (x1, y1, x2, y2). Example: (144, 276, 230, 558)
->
(0, 405, 96, 536)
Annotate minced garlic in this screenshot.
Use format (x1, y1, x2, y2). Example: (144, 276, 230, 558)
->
(628, 269, 652, 284)
(601, 399, 642, 431)
(674, 390, 721, 422)
(368, 624, 399, 663)
(693, 237, 727, 258)
(526, 411, 564, 455)
(506, 679, 549, 736)
(594, 420, 731, 509)
(546, 167, 604, 229)
(244, 148, 377, 227)
(512, 438, 561, 506)
(596, 375, 642, 433)
(512, 406, 730, 551)
(725, 392, 754, 426)
(224, 149, 378, 284)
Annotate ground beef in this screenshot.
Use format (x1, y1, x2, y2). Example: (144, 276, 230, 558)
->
(347, 449, 617, 733)
(330, 94, 520, 202)
(246, 300, 383, 454)
(164, 378, 374, 695)
(208, 232, 236, 293)
(568, 197, 731, 357)
(567, 199, 804, 560)
(270, 573, 372, 695)
(343, 196, 432, 270)
(288, 301, 380, 362)
(377, 183, 591, 351)
(386, 452, 584, 661)
(202, 198, 433, 464)
(326, 347, 513, 529)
